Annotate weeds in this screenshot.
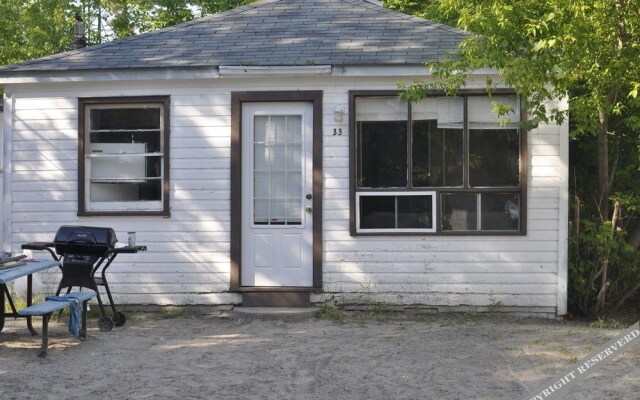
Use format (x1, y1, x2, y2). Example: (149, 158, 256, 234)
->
(461, 307, 480, 322)
(317, 303, 346, 322)
(159, 306, 187, 317)
(487, 294, 504, 314)
(559, 347, 578, 363)
(364, 302, 397, 322)
(589, 317, 625, 330)
(531, 337, 549, 346)
(4, 294, 43, 312)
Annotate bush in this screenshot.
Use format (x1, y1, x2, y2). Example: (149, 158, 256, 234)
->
(569, 203, 640, 316)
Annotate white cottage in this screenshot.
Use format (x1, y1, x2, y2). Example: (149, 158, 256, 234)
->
(0, 0, 568, 315)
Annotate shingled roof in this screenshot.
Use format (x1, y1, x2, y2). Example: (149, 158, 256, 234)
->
(0, 0, 468, 74)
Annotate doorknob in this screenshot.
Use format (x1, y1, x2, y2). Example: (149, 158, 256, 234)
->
(305, 193, 312, 200)
(305, 206, 313, 213)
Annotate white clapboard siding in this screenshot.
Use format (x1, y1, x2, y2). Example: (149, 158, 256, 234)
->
(13, 135, 78, 151)
(4, 74, 567, 312)
(322, 293, 558, 308)
(324, 261, 557, 274)
(324, 283, 559, 295)
(13, 161, 76, 173)
(324, 272, 558, 285)
(102, 283, 231, 294)
(324, 239, 558, 253)
(325, 251, 559, 263)
(100, 293, 241, 306)
(108, 272, 230, 284)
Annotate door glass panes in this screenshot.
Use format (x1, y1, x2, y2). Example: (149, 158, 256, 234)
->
(253, 115, 303, 225)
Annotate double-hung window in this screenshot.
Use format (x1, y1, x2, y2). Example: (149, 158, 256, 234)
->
(78, 97, 170, 216)
(351, 91, 524, 235)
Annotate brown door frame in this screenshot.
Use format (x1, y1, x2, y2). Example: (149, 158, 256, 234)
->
(230, 91, 323, 291)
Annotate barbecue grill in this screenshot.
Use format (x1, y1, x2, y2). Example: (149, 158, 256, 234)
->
(21, 225, 146, 331)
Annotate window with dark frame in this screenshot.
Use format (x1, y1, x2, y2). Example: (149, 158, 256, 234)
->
(352, 92, 523, 234)
(78, 97, 170, 216)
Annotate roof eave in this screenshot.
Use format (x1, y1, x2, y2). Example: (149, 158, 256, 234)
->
(0, 65, 501, 86)
(0, 66, 220, 85)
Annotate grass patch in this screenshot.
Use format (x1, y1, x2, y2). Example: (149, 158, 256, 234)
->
(531, 337, 549, 346)
(317, 303, 346, 322)
(559, 347, 578, 363)
(487, 294, 503, 314)
(158, 305, 187, 318)
(589, 317, 626, 330)
(4, 294, 43, 312)
(86, 306, 104, 319)
(317, 302, 402, 323)
(461, 307, 480, 322)
(366, 302, 396, 322)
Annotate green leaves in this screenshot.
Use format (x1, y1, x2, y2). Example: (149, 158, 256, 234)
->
(403, 0, 639, 138)
(0, 0, 74, 67)
(630, 83, 640, 99)
(569, 207, 640, 314)
(0, 1, 257, 69)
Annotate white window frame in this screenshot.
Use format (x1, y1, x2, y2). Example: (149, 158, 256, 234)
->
(356, 191, 437, 234)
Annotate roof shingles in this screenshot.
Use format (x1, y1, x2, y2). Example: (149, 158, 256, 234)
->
(0, 0, 468, 73)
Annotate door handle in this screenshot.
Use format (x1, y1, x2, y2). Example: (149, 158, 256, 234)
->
(306, 193, 312, 200)
(305, 206, 313, 213)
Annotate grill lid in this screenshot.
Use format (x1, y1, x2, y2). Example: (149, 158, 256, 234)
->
(53, 225, 118, 256)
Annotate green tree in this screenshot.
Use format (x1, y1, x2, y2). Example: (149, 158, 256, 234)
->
(96, 0, 255, 40)
(195, 0, 254, 15)
(0, 0, 74, 67)
(397, 0, 640, 315)
(0, 1, 257, 63)
(402, 0, 640, 221)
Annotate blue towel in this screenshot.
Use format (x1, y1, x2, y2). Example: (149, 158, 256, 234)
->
(45, 295, 82, 339)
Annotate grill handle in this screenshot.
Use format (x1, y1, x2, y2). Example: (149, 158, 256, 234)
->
(21, 242, 59, 261)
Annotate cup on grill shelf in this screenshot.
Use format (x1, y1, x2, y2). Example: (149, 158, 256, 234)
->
(127, 232, 136, 247)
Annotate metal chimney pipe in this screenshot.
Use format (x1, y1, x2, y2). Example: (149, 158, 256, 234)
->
(73, 15, 87, 49)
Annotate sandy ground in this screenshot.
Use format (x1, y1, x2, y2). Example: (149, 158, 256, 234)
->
(0, 310, 639, 400)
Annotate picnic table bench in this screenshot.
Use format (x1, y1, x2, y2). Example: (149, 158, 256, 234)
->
(0, 257, 60, 334)
(18, 291, 96, 357)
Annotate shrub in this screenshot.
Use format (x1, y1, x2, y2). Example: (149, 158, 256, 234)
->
(569, 200, 640, 316)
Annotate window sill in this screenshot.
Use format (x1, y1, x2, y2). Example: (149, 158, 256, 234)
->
(78, 210, 171, 217)
(350, 230, 526, 237)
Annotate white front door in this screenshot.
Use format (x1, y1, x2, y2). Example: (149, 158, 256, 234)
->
(241, 102, 314, 287)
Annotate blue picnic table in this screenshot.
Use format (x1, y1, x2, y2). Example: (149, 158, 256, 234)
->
(0, 259, 60, 334)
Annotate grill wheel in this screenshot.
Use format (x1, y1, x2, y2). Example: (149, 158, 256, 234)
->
(113, 312, 126, 327)
(98, 317, 113, 332)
